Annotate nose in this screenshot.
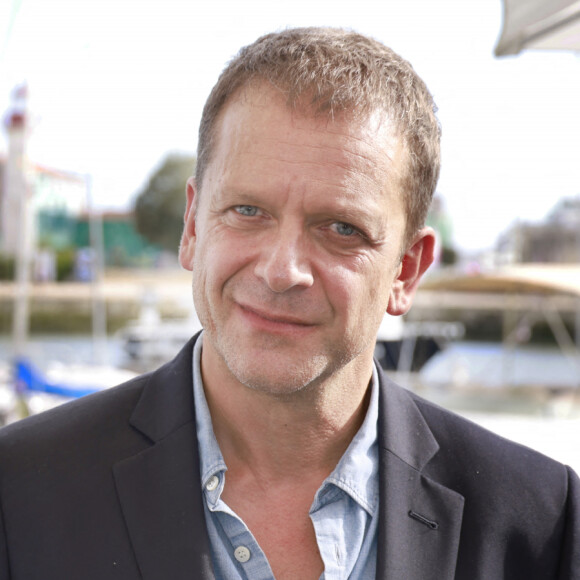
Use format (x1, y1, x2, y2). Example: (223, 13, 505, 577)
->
(254, 229, 314, 293)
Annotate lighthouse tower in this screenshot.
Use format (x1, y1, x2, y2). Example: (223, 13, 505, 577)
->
(2, 84, 34, 363)
(1, 84, 34, 256)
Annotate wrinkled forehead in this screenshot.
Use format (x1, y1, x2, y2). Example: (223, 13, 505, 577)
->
(209, 81, 406, 174)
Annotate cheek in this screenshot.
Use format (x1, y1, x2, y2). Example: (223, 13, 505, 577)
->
(195, 233, 253, 291)
(319, 265, 372, 315)
(336, 262, 396, 321)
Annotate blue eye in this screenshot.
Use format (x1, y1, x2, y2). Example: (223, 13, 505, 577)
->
(333, 222, 357, 236)
(235, 205, 259, 216)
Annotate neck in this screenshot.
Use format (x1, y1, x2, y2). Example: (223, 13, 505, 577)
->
(200, 348, 373, 482)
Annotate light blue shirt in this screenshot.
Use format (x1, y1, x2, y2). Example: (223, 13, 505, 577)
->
(192, 333, 379, 579)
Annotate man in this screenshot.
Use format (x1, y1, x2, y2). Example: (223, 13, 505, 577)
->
(0, 27, 577, 580)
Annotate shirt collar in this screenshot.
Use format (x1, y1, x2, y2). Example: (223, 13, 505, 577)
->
(192, 332, 379, 514)
(192, 333, 227, 489)
(314, 365, 379, 515)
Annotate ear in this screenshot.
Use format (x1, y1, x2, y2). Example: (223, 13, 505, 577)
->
(178, 177, 198, 271)
(387, 227, 436, 316)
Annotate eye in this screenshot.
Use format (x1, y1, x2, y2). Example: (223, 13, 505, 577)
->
(331, 222, 358, 237)
(234, 205, 259, 216)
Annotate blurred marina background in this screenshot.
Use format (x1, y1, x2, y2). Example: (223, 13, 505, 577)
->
(1, 0, 579, 472)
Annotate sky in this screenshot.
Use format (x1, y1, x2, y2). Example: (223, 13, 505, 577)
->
(1, 0, 579, 253)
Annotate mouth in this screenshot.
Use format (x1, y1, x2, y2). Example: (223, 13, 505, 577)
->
(237, 303, 316, 331)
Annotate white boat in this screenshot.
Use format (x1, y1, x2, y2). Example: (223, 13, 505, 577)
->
(375, 314, 464, 372)
(117, 303, 202, 369)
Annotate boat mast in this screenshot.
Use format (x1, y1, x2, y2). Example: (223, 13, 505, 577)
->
(4, 84, 32, 416)
(85, 173, 108, 366)
(5, 85, 32, 360)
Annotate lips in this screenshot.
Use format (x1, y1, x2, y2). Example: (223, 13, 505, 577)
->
(238, 303, 315, 327)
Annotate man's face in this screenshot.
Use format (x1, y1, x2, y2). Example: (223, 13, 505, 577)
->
(180, 86, 432, 396)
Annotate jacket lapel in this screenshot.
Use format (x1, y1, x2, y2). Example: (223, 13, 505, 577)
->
(376, 369, 464, 580)
(113, 335, 215, 580)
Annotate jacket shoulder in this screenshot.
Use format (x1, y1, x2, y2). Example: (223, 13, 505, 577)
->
(0, 373, 150, 474)
(407, 390, 574, 525)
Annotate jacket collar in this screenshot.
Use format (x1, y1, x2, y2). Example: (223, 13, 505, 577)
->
(113, 333, 216, 579)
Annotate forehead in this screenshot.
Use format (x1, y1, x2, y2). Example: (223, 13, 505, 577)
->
(203, 85, 406, 209)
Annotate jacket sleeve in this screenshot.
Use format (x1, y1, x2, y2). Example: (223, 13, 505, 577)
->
(558, 466, 580, 580)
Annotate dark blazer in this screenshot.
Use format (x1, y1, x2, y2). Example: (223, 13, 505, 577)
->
(0, 334, 578, 579)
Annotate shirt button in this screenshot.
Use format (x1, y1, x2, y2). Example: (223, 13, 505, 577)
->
(234, 546, 251, 563)
(205, 475, 219, 491)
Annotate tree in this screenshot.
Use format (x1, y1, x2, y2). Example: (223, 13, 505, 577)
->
(133, 154, 196, 253)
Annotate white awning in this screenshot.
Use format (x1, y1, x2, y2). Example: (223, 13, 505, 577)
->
(495, 0, 580, 55)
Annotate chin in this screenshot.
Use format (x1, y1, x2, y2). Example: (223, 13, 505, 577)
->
(224, 349, 331, 397)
